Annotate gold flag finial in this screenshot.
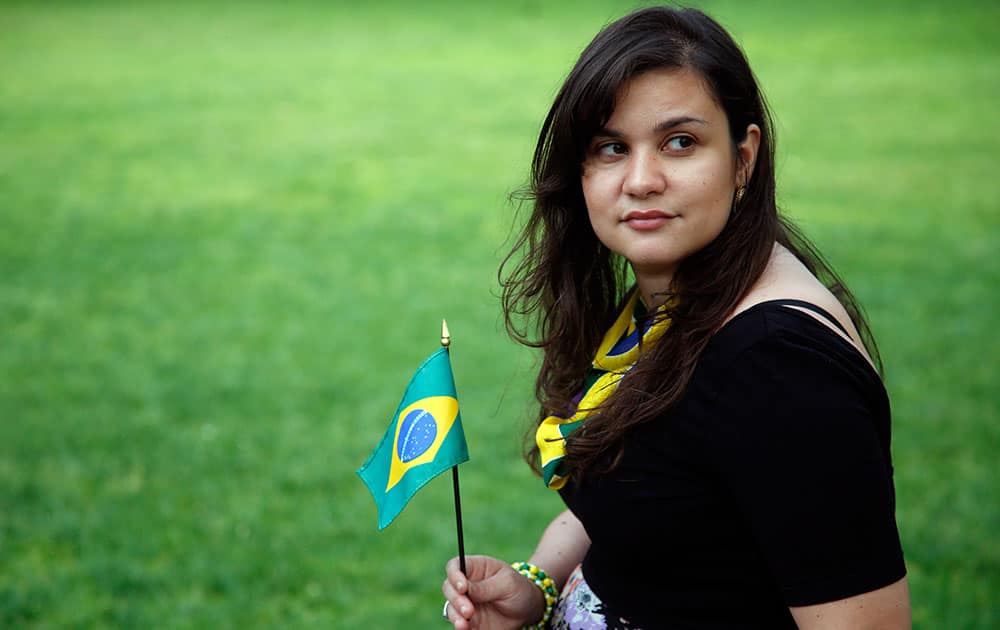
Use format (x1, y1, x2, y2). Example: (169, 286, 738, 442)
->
(441, 319, 451, 347)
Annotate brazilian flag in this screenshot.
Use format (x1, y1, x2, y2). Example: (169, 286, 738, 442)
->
(357, 347, 469, 530)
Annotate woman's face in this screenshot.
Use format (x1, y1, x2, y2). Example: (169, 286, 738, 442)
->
(581, 67, 759, 300)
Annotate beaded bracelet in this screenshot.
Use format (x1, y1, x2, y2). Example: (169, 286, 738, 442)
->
(510, 561, 559, 629)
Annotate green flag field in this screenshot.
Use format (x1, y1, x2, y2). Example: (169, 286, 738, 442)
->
(1, 0, 997, 627)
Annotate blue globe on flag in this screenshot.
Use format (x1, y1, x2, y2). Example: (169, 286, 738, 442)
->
(397, 409, 438, 463)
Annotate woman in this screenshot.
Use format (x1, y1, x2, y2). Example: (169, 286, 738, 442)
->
(443, 6, 909, 629)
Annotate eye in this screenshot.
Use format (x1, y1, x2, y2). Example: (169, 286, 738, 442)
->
(664, 135, 695, 152)
(595, 141, 628, 158)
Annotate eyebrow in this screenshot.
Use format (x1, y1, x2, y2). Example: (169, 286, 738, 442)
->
(598, 116, 709, 138)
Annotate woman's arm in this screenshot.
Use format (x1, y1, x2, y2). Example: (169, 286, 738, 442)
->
(528, 508, 591, 590)
(790, 577, 911, 629)
(442, 509, 590, 629)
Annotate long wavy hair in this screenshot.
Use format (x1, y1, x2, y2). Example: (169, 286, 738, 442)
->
(500, 6, 881, 478)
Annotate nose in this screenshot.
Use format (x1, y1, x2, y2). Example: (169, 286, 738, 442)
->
(622, 149, 667, 198)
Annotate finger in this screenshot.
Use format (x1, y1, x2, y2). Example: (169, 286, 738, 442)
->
(444, 557, 469, 594)
(443, 600, 470, 630)
(442, 579, 474, 619)
(467, 568, 516, 605)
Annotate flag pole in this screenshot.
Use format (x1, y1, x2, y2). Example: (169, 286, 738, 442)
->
(441, 319, 467, 575)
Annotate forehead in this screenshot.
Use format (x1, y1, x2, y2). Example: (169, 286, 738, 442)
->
(607, 67, 724, 125)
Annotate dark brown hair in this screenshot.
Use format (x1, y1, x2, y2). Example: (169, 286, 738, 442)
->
(500, 6, 881, 478)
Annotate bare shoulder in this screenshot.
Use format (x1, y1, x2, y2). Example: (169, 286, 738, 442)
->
(730, 243, 846, 322)
(729, 244, 873, 365)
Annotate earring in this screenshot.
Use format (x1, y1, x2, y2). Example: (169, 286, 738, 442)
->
(735, 185, 746, 204)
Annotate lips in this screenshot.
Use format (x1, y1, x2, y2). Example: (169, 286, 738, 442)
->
(623, 209, 676, 230)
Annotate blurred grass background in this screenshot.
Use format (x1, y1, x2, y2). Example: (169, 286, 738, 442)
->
(1, 0, 997, 627)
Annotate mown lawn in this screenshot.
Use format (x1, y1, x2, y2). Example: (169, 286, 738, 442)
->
(1, 1, 997, 627)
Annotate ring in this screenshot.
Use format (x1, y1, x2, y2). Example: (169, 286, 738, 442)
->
(442, 600, 450, 619)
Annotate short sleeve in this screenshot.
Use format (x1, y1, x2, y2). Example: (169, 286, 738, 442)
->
(706, 323, 906, 606)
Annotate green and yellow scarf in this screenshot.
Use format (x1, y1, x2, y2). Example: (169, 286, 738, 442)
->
(536, 290, 672, 489)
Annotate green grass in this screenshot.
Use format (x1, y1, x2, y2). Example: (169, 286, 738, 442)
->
(1, 1, 997, 627)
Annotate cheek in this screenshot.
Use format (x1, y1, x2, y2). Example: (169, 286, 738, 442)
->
(580, 174, 601, 218)
(689, 165, 736, 209)
(706, 176, 734, 208)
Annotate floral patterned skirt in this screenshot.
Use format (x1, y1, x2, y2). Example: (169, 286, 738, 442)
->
(550, 565, 641, 630)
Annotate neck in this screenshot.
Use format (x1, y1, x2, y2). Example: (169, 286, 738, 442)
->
(634, 269, 674, 310)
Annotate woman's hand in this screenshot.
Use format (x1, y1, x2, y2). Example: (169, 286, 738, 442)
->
(442, 555, 544, 630)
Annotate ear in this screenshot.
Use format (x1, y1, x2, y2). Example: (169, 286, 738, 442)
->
(736, 123, 761, 186)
